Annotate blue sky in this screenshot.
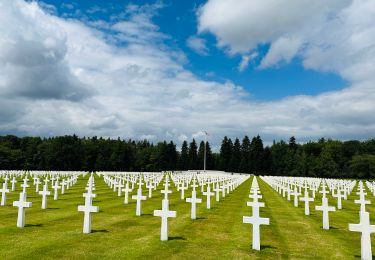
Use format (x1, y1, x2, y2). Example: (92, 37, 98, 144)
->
(39, 0, 347, 101)
(1, 0, 374, 146)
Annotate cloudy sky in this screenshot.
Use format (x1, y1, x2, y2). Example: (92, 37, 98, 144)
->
(0, 0, 374, 147)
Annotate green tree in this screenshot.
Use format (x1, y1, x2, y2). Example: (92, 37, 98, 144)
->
(188, 139, 198, 170)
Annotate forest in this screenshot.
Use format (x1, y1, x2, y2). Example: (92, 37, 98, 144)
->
(0, 134, 375, 178)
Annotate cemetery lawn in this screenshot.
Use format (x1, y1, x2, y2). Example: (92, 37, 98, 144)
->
(0, 175, 374, 259)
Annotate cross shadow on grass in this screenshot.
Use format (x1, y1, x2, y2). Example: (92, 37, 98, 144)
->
(260, 245, 277, 250)
(169, 236, 186, 241)
(91, 229, 109, 233)
(25, 223, 43, 227)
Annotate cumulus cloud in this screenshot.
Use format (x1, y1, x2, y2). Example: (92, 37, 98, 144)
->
(0, 0, 374, 147)
(186, 36, 209, 56)
(198, 0, 375, 82)
(0, 1, 90, 101)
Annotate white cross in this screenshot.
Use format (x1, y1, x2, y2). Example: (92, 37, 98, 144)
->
(247, 200, 265, 217)
(161, 180, 172, 200)
(202, 183, 214, 209)
(153, 199, 176, 241)
(243, 213, 269, 250)
(300, 190, 314, 215)
(186, 189, 202, 219)
(39, 184, 51, 209)
(13, 192, 32, 228)
(349, 211, 375, 260)
(292, 186, 301, 207)
(178, 182, 188, 200)
(213, 182, 221, 202)
(61, 179, 66, 194)
(132, 187, 146, 216)
(146, 181, 154, 198)
(52, 180, 61, 200)
(315, 197, 336, 229)
(21, 178, 29, 194)
(11, 176, 17, 191)
(78, 193, 99, 234)
(333, 188, 345, 210)
(0, 182, 10, 206)
(117, 180, 124, 197)
(122, 182, 133, 204)
(355, 192, 371, 212)
(35, 178, 41, 193)
(319, 182, 329, 198)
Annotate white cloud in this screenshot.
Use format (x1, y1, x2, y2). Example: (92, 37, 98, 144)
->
(0, 0, 375, 148)
(238, 52, 258, 72)
(186, 35, 209, 56)
(259, 37, 301, 68)
(198, 0, 375, 83)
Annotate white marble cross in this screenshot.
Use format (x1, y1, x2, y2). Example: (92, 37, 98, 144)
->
(39, 184, 51, 209)
(355, 191, 371, 212)
(21, 178, 29, 194)
(213, 182, 221, 202)
(35, 178, 41, 193)
(315, 197, 336, 229)
(349, 211, 375, 260)
(202, 183, 214, 209)
(78, 193, 99, 234)
(122, 182, 133, 204)
(146, 182, 154, 198)
(300, 190, 314, 215)
(52, 180, 61, 200)
(186, 178, 202, 219)
(178, 182, 188, 200)
(0, 181, 10, 206)
(117, 180, 124, 197)
(11, 176, 17, 191)
(132, 187, 147, 216)
(13, 192, 32, 228)
(153, 198, 176, 240)
(292, 186, 301, 207)
(243, 213, 270, 250)
(333, 188, 345, 210)
(61, 179, 66, 194)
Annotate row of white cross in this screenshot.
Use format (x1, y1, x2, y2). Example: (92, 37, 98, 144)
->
(98, 171, 249, 240)
(0, 172, 81, 227)
(242, 177, 270, 250)
(262, 176, 375, 260)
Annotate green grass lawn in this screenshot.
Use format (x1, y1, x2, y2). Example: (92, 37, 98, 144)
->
(0, 175, 374, 259)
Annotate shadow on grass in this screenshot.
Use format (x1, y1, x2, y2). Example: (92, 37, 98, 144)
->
(47, 207, 59, 210)
(25, 223, 43, 227)
(260, 245, 277, 250)
(91, 229, 109, 233)
(169, 236, 186, 241)
(195, 217, 207, 220)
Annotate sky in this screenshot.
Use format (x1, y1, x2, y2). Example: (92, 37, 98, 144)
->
(0, 0, 374, 148)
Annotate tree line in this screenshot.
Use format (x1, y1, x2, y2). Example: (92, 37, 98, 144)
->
(0, 134, 374, 178)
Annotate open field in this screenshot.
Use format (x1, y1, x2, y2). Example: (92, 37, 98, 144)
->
(0, 175, 374, 259)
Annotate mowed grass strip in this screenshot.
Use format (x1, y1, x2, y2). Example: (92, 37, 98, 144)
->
(0, 175, 374, 259)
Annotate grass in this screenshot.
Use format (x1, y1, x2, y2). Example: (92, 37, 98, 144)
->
(0, 174, 374, 259)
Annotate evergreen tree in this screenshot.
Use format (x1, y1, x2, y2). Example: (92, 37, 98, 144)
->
(250, 135, 264, 174)
(220, 136, 233, 171)
(229, 138, 241, 172)
(239, 136, 251, 173)
(188, 139, 198, 170)
(198, 141, 205, 171)
(178, 141, 189, 170)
